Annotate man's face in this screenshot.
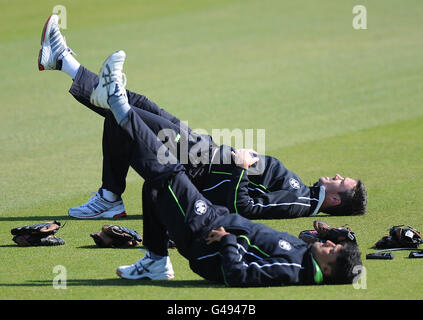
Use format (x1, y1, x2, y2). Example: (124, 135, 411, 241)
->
(311, 240, 344, 276)
(317, 174, 357, 194)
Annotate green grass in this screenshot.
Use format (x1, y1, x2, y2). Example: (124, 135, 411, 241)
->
(1, 0, 423, 300)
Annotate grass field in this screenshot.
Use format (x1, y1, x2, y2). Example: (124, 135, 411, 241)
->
(1, 0, 423, 300)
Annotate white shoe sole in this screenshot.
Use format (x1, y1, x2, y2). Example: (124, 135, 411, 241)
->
(38, 14, 56, 71)
(68, 208, 127, 219)
(116, 266, 174, 280)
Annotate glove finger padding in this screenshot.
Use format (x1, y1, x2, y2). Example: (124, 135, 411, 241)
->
(90, 225, 142, 248)
(90, 231, 115, 248)
(375, 225, 423, 249)
(11, 220, 62, 236)
(11, 221, 65, 246)
(298, 229, 320, 244)
(299, 220, 357, 244)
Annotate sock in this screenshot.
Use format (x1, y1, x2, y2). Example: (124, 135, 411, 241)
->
(149, 251, 167, 260)
(108, 85, 131, 126)
(60, 48, 80, 79)
(101, 188, 119, 202)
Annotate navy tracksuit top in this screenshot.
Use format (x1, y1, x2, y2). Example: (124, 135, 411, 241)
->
(186, 213, 321, 287)
(201, 150, 323, 219)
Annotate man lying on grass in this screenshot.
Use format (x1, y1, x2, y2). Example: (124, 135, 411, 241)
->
(38, 14, 367, 222)
(38, 15, 363, 285)
(100, 50, 363, 286)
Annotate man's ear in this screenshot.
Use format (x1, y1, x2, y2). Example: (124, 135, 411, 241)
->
(322, 193, 341, 209)
(321, 265, 332, 277)
(327, 193, 341, 207)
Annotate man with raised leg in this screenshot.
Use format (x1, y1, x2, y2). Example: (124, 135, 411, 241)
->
(38, 14, 367, 221)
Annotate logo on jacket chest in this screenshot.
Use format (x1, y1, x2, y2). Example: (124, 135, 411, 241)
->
(278, 240, 292, 251)
(289, 178, 300, 190)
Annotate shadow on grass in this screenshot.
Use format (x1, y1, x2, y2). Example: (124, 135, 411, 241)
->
(0, 244, 150, 250)
(0, 278, 223, 288)
(0, 215, 143, 222)
(77, 245, 142, 249)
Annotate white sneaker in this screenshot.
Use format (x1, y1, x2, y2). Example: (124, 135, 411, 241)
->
(38, 14, 73, 71)
(68, 189, 127, 219)
(90, 50, 127, 109)
(116, 250, 175, 280)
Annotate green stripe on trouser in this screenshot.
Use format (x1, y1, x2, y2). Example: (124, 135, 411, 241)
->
(168, 183, 186, 216)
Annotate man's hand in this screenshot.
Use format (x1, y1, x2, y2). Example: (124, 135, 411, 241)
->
(206, 227, 230, 245)
(231, 149, 260, 170)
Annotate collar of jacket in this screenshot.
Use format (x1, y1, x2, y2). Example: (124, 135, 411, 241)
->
(309, 186, 325, 217)
(312, 258, 324, 284)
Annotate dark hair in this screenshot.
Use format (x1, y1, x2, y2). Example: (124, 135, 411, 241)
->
(327, 242, 363, 284)
(323, 180, 367, 216)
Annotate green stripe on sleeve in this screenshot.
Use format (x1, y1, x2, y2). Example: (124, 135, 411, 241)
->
(211, 170, 232, 175)
(237, 235, 270, 257)
(248, 180, 270, 193)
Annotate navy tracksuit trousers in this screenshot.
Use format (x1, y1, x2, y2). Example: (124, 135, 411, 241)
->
(68, 66, 227, 257)
(69, 66, 217, 195)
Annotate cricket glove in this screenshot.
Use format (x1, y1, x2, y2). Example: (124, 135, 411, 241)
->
(90, 225, 142, 248)
(375, 225, 423, 249)
(299, 220, 357, 244)
(11, 221, 65, 246)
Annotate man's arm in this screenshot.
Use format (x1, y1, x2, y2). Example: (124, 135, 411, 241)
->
(206, 227, 302, 287)
(228, 150, 311, 219)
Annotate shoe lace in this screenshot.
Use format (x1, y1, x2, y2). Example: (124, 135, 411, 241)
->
(88, 191, 97, 199)
(104, 62, 126, 97)
(113, 73, 127, 96)
(135, 253, 154, 273)
(82, 191, 101, 208)
(62, 36, 76, 56)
